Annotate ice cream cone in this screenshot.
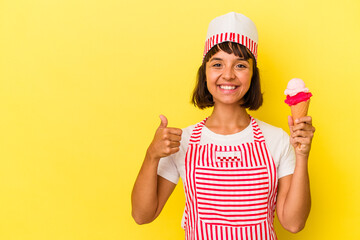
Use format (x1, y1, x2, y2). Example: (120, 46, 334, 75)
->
(290, 99, 310, 124)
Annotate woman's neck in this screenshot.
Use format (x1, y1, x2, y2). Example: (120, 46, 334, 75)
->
(205, 103, 251, 135)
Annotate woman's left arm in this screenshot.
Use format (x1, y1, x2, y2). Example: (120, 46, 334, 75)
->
(276, 116, 315, 233)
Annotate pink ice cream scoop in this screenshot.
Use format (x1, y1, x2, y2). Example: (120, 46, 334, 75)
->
(284, 78, 312, 106)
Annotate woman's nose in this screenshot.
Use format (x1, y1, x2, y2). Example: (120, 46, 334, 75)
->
(222, 66, 235, 80)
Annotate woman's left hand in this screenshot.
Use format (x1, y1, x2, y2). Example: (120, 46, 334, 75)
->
(288, 116, 315, 157)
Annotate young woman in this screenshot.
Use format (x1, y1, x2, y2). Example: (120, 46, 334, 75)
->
(132, 12, 315, 239)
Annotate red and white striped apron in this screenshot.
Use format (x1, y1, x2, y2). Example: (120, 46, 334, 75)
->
(184, 116, 278, 240)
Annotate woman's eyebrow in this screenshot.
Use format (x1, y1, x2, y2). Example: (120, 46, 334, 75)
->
(209, 57, 223, 62)
(209, 57, 249, 62)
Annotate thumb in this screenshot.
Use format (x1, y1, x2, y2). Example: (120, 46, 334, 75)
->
(288, 115, 294, 127)
(159, 114, 168, 128)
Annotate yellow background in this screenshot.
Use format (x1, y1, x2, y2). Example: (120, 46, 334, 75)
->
(1, 0, 359, 239)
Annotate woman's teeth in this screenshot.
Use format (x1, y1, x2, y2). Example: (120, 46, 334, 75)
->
(219, 85, 236, 90)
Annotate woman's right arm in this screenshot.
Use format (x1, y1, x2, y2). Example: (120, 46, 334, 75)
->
(131, 115, 182, 224)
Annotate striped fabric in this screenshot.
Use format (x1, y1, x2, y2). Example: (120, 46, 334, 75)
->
(203, 32, 258, 61)
(184, 116, 278, 240)
(196, 166, 269, 226)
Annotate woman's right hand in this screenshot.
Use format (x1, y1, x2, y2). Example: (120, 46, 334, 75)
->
(147, 115, 182, 159)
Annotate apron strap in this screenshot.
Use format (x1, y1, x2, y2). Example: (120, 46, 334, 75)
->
(188, 118, 207, 145)
(250, 116, 266, 143)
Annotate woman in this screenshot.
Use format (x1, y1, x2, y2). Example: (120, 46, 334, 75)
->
(132, 12, 315, 239)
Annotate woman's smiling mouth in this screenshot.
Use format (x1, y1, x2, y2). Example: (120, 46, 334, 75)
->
(219, 85, 238, 90)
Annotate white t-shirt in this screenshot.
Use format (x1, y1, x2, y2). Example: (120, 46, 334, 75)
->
(157, 118, 295, 228)
(158, 118, 295, 184)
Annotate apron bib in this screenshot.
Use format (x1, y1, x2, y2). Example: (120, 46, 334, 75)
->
(184, 116, 278, 240)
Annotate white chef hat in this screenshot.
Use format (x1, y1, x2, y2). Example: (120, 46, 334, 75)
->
(203, 12, 258, 61)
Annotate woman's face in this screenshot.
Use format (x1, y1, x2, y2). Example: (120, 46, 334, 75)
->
(205, 50, 253, 107)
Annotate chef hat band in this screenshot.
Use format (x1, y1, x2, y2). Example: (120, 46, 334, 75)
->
(203, 12, 258, 62)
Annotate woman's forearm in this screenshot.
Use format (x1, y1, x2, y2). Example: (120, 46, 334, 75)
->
(131, 151, 161, 224)
(281, 155, 311, 232)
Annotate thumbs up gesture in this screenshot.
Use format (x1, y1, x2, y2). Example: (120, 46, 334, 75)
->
(147, 115, 183, 160)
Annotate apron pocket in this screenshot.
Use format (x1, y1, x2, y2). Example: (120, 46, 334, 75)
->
(195, 166, 269, 227)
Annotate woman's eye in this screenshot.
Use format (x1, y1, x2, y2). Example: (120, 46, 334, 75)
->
(236, 64, 246, 68)
(213, 63, 221, 67)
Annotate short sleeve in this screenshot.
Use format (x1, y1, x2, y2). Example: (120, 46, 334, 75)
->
(157, 154, 180, 184)
(277, 130, 296, 179)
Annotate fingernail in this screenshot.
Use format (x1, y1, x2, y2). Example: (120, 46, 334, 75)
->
(295, 119, 299, 123)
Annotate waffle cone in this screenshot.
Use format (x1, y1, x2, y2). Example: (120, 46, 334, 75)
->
(290, 100, 310, 124)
